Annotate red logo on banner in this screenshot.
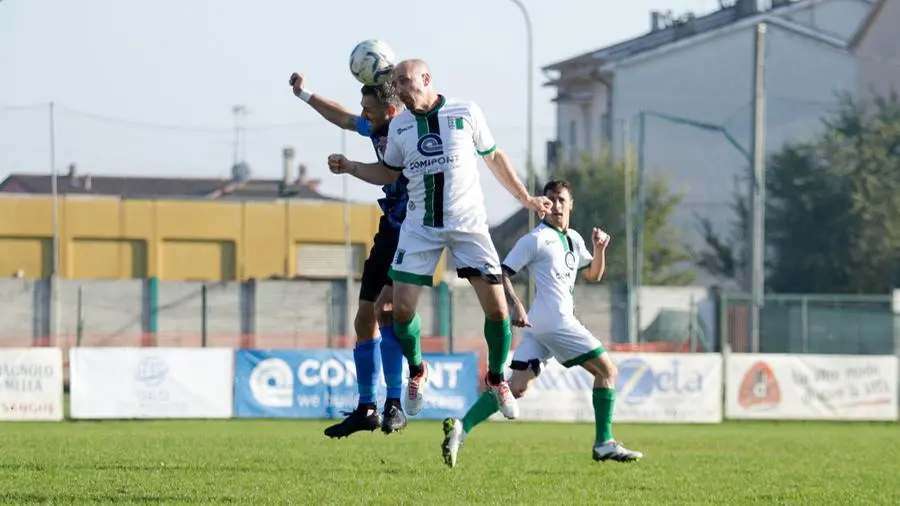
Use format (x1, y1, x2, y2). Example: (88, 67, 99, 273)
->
(738, 361, 781, 409)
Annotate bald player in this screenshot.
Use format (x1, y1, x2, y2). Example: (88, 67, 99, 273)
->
(328, 59, 552, 421)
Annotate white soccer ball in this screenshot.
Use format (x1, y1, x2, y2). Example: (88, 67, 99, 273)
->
(349, 39, 397, 86)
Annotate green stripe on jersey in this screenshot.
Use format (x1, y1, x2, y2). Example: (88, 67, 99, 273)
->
(419, 111, 445, 228)
(416, 116, 428, 137)
(423, 172, 445, 227)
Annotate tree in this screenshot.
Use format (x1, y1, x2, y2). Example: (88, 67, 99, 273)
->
(693, 91, 900, 293)
(491, 152, 696, 286)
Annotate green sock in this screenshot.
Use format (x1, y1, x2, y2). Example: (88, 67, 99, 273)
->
(393, 313, 422, 367)
(593, 387, 616, 444)
(462, 391, 499, 433)
(484, 318, 512, 375)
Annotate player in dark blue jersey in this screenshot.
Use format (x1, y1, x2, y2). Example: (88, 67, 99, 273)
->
(290, 72, 409, 437)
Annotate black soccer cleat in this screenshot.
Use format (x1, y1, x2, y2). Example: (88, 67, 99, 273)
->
(381, 399, 408, 434)
(323, 405, 380, 439)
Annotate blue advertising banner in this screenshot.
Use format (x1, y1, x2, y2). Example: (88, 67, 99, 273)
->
(233, 349, 480, 420)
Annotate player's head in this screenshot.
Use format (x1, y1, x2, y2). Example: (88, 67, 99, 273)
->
(360, 83, 402, 129)
(391, 59, 438, 114)
(542, 179, 574, 231)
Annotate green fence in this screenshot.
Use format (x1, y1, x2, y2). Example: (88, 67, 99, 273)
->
(720, 293, 897, 355)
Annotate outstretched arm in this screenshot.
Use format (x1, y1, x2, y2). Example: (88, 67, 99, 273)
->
(290, 73, 359, 131)
(470, 102, 550, 217)
(328, 155, 400, 186)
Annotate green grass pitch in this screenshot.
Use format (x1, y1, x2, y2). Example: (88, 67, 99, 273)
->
(0, 419, 897, 504)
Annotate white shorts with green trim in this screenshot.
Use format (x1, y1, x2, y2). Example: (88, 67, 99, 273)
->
(511, 321, 606, 368)
(388, 223, 502, 286)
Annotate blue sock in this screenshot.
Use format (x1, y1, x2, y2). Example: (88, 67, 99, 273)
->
(354, 338, 381, 405)
(379, 325, 404, 400)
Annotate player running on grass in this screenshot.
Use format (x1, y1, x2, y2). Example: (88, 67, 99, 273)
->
(290, 72, 409, 437)
(327, 59, 552, 421)
(441, 179, 644, 467)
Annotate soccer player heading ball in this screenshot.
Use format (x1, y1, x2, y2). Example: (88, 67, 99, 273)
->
(441, 179, 643, 468)
(328, 59, 553, 421)
(290, 72, 409, 437)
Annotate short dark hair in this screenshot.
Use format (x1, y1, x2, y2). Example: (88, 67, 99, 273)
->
(543, 179, 573, 197)
(361, 83, 401, 108)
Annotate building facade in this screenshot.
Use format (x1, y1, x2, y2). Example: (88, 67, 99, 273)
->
(0, 195, 391, 282)
(853, 0, 900, 101)
(541, 0, 878, 281)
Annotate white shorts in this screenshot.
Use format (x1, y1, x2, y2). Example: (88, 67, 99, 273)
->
(388, 223, 502, 286)
(511, 321, 606, 369)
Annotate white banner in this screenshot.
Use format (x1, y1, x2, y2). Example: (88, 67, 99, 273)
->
(69, 348, 234, 419)
(502, 353, 723, 423)
(726, 354, 898, 421)
(0, 348, 64, 421)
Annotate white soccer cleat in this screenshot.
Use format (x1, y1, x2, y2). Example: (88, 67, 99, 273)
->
(489, 380, 519, 420)
(441, 417, 466, 468)
(592, 440, 643, 463)
(405, 361, 428, 416)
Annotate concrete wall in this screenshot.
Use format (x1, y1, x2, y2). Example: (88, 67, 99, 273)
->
(3, 279, 895, 356)
(0, 278, 677, 353)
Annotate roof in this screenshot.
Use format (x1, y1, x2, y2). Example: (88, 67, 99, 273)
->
(542, 0, 850, 80)
(0, 173, 336, 201)
(849, 0, 887, 49)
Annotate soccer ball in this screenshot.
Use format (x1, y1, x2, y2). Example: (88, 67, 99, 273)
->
(349, 39, 397, 86)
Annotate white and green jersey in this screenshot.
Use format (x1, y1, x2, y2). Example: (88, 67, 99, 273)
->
(382, 95, 496, 232)
(502, 222, 593, 331)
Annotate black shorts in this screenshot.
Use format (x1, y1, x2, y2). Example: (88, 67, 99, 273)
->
(359, 217, 400, 302)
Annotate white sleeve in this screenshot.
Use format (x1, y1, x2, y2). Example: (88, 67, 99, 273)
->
(383, 126, 404, 170)
(502, 234, 537, 275)
(470, 102, 497, 156)
(572, 231, 593, 270)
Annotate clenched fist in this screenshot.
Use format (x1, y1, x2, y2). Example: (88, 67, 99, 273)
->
(289, 72, 306, 98)
(327, 154, 355, 175)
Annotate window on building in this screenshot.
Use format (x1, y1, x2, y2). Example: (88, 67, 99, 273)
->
(583, 114, 593, 157)
(601, 112, 611, 146)
(568, 120, 577, 164)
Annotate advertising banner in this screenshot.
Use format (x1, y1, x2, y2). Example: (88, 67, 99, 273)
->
(0, 348, 64, 421)
(508, 353, 723, 423)
(726, 353, 898, 421)
(234, 349, 479, 420)
(69, 348, 234, 419)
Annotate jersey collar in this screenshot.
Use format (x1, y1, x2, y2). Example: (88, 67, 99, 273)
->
(541, 220, 568, 234)
(412, 95, 445, 117)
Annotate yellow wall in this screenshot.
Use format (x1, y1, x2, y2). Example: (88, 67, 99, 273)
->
(0, 195, 444, 283)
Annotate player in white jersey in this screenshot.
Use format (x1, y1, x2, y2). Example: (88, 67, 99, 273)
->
(328, 59, 552, 421)
(441, 179, 643, 468)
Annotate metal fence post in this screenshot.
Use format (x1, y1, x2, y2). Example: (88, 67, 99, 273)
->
(688, 294, 696, 352)
(801, 295, 809, 353)
(718, 291, 729, 353)
(147, 276, 158, 347)
(201, 284, 208, 347)
(325, 287, 334, 349)
(447, 283, 455, 354)
(76, 285, 84, 347)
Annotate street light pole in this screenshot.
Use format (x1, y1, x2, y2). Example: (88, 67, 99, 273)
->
(509, 0, 536, 308)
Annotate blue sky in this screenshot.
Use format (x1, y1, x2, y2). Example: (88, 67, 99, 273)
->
(0, 0, 724, 224)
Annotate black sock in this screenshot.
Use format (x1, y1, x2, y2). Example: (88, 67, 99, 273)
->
(358, 402, 376, 411)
